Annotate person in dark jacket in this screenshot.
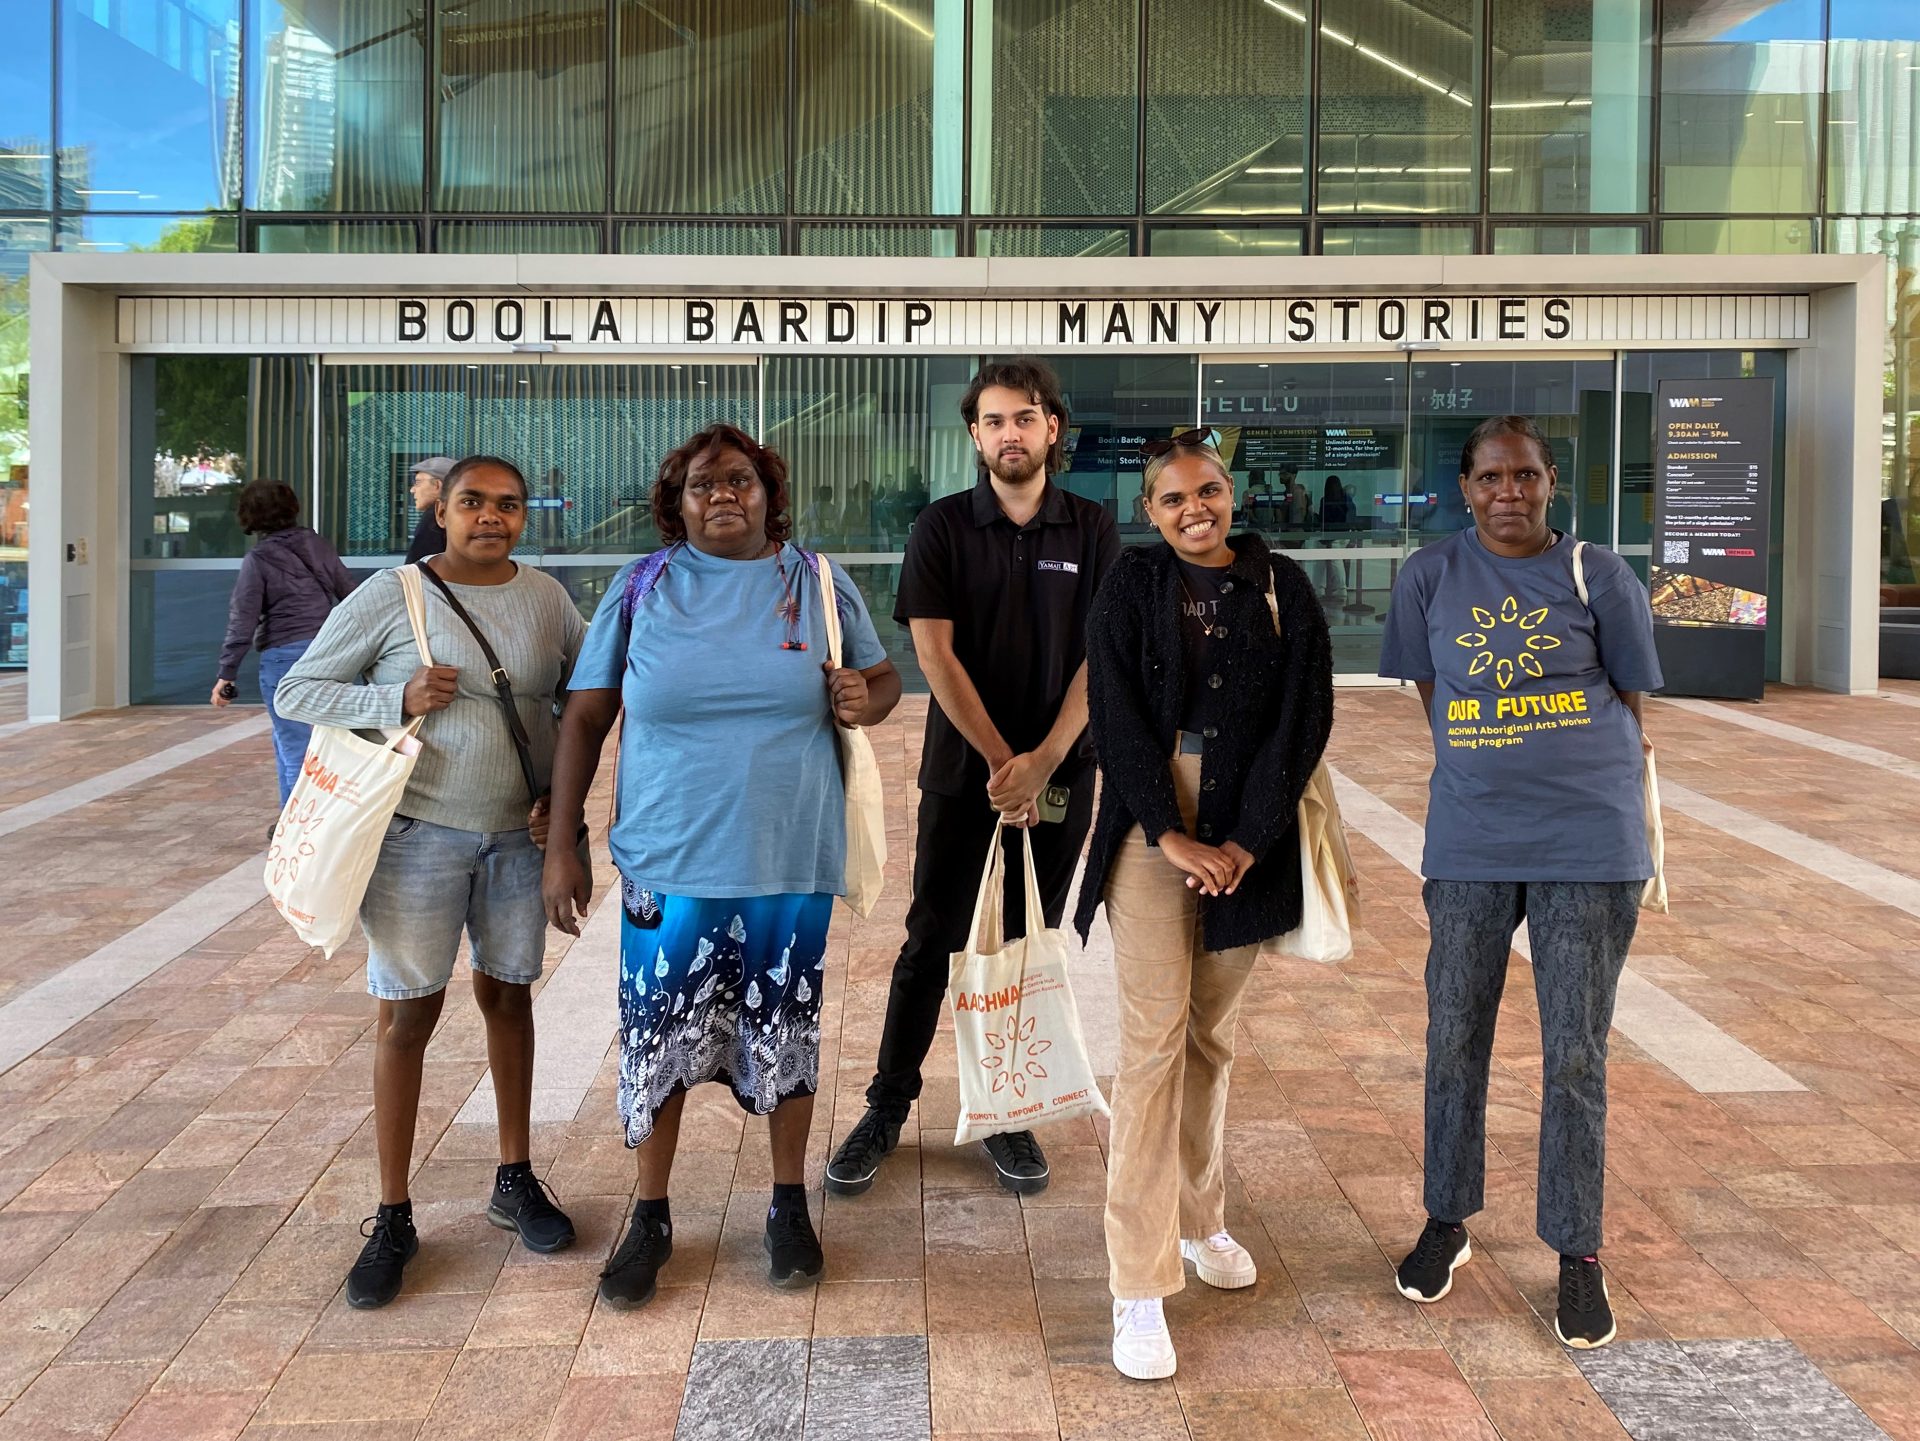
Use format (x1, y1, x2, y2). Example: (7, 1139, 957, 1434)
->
(404, 456, 458, 564)
(1074, 433, 1333, 1381)
(209, 480, 355, 803)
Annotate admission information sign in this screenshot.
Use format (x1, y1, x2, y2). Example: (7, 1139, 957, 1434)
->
(1650, 376, 1775, 698)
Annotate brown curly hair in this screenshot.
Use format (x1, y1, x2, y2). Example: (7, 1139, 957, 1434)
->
(236, 480, 300, 534)
(651, 424, 793, 547)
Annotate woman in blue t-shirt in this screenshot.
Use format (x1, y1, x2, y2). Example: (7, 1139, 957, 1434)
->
(1378, 414, 1662, 1353)
(541, 424, 901, 1310)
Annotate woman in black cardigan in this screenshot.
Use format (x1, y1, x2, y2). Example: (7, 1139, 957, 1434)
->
(1075, 435, 1333, 1381)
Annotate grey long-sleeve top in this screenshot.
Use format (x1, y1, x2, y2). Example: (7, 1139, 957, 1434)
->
(273, 564, 587, 834)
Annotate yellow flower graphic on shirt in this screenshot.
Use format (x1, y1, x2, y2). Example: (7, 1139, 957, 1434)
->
(1453, 595, 1562, 690)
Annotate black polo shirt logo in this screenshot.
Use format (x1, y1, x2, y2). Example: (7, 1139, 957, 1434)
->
(1035, 559, 1079, 574)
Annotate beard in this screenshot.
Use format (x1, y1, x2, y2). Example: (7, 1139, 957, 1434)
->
(982, 446, 1047, 485)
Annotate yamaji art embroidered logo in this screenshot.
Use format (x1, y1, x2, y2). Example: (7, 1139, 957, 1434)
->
(1454, 595, 1561, 690)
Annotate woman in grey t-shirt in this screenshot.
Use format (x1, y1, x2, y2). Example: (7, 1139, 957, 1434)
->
(1378, 414, 1662, 1352)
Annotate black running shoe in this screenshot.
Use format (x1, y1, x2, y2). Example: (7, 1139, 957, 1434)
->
(345, 1205, 419, 1310)
(1555, 1254, 1616, 1349)
(825, 1107, 903, 1196)
(486, 1166, 576, 1254)
(1394, 1218, 1471, 1303)
(598, 1206, 673, 1311)
(764, 1203, 824, 1289)
(982, 1130, 1049, 1195)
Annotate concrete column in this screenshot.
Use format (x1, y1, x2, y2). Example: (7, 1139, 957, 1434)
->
(27, 265, 123, 719)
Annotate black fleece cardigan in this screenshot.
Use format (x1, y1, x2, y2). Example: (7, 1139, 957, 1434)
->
(1072, 533, 1335, 954)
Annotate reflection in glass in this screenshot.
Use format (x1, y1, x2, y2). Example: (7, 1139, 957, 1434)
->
(0, 223, 41, 668)
(971, 0, 1136, 215)
(435, 0, 605, 211)
(794, 0, 956, 215)
(1317, 0, 1479, 214)
(252, 221, 418, 253)
(799, 225, 958, 257)
(435, 221, 602, 253)
(61, 0, 243, 211)
(1320, 225, 1473, 256)
(1494, 226, 1643, 255)
(318, 363, 756, 556)
(61, 215, 240, 253)
(1660, 217, 1815, 253)
(615, 1, 786, 213)
(1490, 0, 1651, 212)
(247, 0, 425, 211)
(0, 3, 52, 207)
(128, 354, 315, 702)
(1826, 216, 1920, 589)
(1147, 0, 1308, 215)
(976, 227, 1130, 257)
(1053, 355, 1198, 537)
(1148, 226, 1303, 256)
(1826, 3, 1920, 215)
(763, 354, 977, 554)
(1659, 0, 1822, 214)
(621, 223, 783, 256)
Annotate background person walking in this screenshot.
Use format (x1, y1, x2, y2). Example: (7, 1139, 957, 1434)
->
(827, 357, 1119, 1201)
(1378, 414, 1661, 1351)
(1077, 434, 1333, 1380)
(209, 478, 355, 807)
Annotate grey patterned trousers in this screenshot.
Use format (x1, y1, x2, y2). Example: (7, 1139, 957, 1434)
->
(1420, 879, 1641, 1257)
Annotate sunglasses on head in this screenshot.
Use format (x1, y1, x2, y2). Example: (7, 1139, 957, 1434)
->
(1137, 427, 1217, 459)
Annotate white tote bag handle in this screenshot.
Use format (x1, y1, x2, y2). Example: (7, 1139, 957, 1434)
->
(964, 820, 1046, 955)
(388, 565, 435, 750)
(817, 551, 845, 670)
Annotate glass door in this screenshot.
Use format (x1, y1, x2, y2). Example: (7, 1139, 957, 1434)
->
(1199, 353, 1616, 677)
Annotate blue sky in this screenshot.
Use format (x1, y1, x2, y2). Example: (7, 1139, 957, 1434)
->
(1721, 0, 1917, 43)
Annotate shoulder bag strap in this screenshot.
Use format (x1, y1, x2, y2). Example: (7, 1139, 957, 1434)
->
(813, 551, 845, 670)
(416, 563, 540, 801)
(1572, 540, 1590, 608)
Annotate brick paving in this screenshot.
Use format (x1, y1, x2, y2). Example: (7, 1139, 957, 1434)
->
(0, 683, 1917, 1439)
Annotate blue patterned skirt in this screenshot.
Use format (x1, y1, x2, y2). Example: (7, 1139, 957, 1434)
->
(616, 879, 833, 1146)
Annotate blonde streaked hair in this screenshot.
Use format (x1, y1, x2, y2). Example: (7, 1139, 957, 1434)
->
(1142, 441, 1234, 504)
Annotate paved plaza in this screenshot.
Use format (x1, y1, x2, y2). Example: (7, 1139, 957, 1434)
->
(2, 672, 1919, 1440)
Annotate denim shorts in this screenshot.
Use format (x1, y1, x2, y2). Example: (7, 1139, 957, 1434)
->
(358, 814, 547, 1000)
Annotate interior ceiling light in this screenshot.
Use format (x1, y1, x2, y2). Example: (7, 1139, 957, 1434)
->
(865, 0, 933, 40)
(1260, 0, 1471, 107)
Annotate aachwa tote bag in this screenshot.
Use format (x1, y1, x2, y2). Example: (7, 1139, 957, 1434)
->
(948, 821, 1109, 1145)
(266, 565, 434, 957)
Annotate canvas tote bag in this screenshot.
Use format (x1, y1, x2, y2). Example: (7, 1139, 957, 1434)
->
(266, 565, 434, 957)
(815, 554, 888, 918)
(948, 821, 1109, 1145)
(1262, 576, 1361, 962)
(1573, 542, 1669, 913)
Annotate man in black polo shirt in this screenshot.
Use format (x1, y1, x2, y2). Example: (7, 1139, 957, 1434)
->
(829, 357, 1120, 1198)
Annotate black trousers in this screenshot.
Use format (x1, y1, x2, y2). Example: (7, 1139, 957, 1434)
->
(865, 778, 1096, 1116)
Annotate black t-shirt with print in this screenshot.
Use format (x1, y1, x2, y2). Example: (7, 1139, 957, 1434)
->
(1175, 556, 1233, 736)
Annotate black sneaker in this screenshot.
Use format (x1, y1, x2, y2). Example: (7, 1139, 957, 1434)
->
(486, 1166, 576, 1254)
(1556, 1254, 1617, 1349)
(345, 1205, 419, 1310)
(825, 1107, 903, 1196)
(1394, 1218, 1471, 1303)
(764, 1203, 824, 1289)
(598, 1205, 673, 1311)
(982, 1130, 1049, 1195)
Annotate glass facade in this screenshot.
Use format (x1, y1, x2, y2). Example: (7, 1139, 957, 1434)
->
(2, 1, 1917, 674)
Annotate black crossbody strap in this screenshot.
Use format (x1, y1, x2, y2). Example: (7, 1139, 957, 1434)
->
(416, 564, 540, 802)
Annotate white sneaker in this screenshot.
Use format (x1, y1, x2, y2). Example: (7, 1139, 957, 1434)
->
(1111, 1297, 1177, 1380)
(1180, 1231, 1258, 1290)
